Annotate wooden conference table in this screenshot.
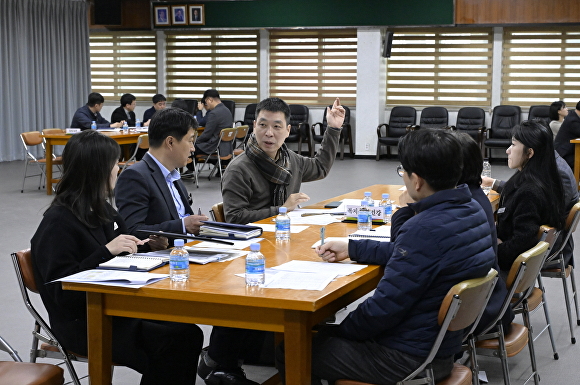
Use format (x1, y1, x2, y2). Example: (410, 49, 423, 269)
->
(42, 131, 142, 195)
(62, 184, 499, 385)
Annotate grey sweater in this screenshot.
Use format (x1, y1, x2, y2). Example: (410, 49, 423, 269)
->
(222, 127, 341, 224)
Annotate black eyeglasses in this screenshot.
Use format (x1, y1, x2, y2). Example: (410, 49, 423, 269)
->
(396, 165, 404, 177)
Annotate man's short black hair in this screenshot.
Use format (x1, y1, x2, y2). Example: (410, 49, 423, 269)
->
(87, 92, 104, 107)
(152, 94, 166, 104)
(201, 89, 220, 105)
(398, 128, 463, 191)
(255, 97, 291, 124)
(576, 100, 580, 111)
(148, 107, 197, 148)
(120, 93, 136, 108)
(171, 98, 190, 113)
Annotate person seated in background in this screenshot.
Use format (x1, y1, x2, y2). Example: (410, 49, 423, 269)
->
(195, 100, 208, 126)
(30, 130, 202, 384)
(297, 129, 495, 385)
(171, 98, 191, 114)
(549, 100, 568, 138)
(496, 120, 565, 273)
(555, 100, 580, 170)
(70, 92, 123, 130)
(115, 107, 207, 238)
(193, 89, 232, 156)
(143, 94, 166, 126)
(221, 97, 344, 224)
(196, 97, 345, 385)
(111, 93, 136, 127)
(483, 125, 578, 268)
(451, 132, 514, 335)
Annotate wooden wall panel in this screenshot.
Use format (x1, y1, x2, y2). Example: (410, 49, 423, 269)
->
(456, 0, 580, 24)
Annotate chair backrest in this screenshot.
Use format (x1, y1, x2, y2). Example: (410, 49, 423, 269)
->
(537, 225, 559, 253)
(137, 134, 149, 150)
(546, 201, 580, 262)
(419, 107, 448, 129)
(455, 107, 486, 132)
(21, 131, 43, 147)
(235, 125, 249, 140)
(211, 202, 225, 222)
(184, 99, 198, 115)
(216, 128, 238, 159)
(221, 100, 236, 121)
(289, 104, 309, 137)
(402, 268, 498, 382)
(13, 249, 39, 293)
(316, 105, 351, 135)
(490, 105, 521, 139)
(388, 106, 416, 136)
(528, 105, 551, 128)
(240, 103, 257, 127)
(506, 241, 549, 295)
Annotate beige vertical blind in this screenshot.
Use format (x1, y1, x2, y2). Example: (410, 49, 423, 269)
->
(386, 28, 493, 107)
(502, 27, 580, 107)
(89, 32, 157, 101)
(165, 31, 260, 104)
(269, 29, 357, 107)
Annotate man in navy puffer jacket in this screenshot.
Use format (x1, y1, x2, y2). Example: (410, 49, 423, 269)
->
(300, 129, 496, 385)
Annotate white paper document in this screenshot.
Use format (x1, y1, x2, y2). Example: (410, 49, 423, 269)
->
(272, 260, 367, 277)
(311, 237, 349, 248)
(54, 269, 168, 288)
(252, 223, 308, 233)
(193, 238, 262, 250)
(263, 271, 337, 291)
(349, 226, 391, 242)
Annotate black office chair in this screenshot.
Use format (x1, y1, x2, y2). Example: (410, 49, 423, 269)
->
(310, 105, 353, 159)
(376, 106, 416, 160)
(221, 100, 236, 124)
(528, 105, 551, 129)
(417, 106, 448, 129)
(286, 104, 310, 155)
(184, 99, 199, 116)
(453, 107, 486, 154)
(483, 105, 521, 161)
(235, 103, 257, 144)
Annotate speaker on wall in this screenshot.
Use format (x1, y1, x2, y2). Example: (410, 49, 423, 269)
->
(94, 0, 122, 25)
(382, 31, 394, 58)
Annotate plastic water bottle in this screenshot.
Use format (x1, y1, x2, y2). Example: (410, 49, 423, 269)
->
(379, 193, 393, 224)
(122, 121, 129, 132)
(482, 159, 492, 194)
(363, 191, 374, 206)
(246, 243, 265, 286)
(90, 121, 97, 130)
(275, 207, 291, 241)
(135, 118, 141, 128)
(170, 239, 189, 282)
(357, 200, 372, 231)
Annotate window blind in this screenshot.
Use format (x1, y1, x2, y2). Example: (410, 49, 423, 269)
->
(269, 29, 357, 107)
(165, 31, 260, 104)
(502, 27, 580, 106)
(386, 28, 493, 107)
(89, 32, 157, 101)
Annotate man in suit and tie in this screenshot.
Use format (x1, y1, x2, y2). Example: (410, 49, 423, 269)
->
(111, 93, 137, 127)
(115, 107, 207, 238)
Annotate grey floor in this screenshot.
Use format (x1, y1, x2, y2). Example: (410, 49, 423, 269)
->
(1, 154, 579, 384)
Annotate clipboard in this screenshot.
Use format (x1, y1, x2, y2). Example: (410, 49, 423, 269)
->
(136, 230, 235, 246)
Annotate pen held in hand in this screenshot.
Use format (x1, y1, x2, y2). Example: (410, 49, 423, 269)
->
(320, 227, 325, 247)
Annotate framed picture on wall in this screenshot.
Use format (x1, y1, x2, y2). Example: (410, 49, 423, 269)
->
(189, 5, 205, 25)
(172, 5, 187, 25)
(153, 6, 170, 26)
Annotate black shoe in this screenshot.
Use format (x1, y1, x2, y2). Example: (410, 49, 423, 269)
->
(198, 350, 259, 385)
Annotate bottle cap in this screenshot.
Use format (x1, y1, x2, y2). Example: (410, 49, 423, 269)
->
(364, 192, 371, 197)
(279, 207, 287, 214)
(250, 243, 260, 251)
(361, 200, 369, 206)
(382, 193, 389, 199)
(174, 239, 185, 247)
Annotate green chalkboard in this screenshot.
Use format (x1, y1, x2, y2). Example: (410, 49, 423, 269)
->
(153, 0, 454, 29)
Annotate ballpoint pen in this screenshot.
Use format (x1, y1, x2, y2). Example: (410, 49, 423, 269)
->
(198, 208, 202, 216)
(320, 227, 325, 246)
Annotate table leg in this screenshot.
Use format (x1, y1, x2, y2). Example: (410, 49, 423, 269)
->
(284, 311, 312, 385)
(87, 292, 113, 385)
(575, 143, 580, 191)
(45, 141, 53, 195)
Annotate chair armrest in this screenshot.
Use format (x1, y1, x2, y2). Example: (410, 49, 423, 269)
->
(448, 125, 456, 131)
(235, 120, 245, 126)
(311, 122, 323, 136)
(406, 124, 420, 132)
(377, 123, 389, 138)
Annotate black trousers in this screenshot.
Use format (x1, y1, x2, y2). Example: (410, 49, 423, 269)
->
(207, 327, 275, 368)
(275, 326, 454, 385)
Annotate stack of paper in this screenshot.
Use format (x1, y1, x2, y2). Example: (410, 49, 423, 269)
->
(55, 269, 168, 288)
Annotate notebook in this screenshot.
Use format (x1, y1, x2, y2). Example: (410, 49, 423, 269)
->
(98, 255, 168, 272)
(199, 221, 263, 239)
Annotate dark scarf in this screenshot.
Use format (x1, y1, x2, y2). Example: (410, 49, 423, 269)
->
(245, 134, 292, 206)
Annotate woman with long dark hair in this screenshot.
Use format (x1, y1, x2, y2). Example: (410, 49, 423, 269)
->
(549, 100, 568, 137)
(496, 120, 565, 271)
(31, 130, 202, 384)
